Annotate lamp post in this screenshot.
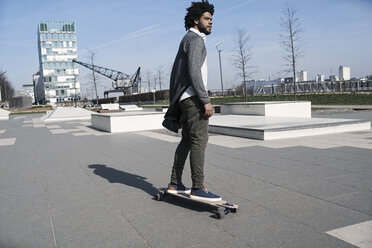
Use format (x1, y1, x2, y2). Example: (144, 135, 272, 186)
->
(152, 89, 156, 105)
(0, 71, 7, 103)
(216, 41, 224, 97)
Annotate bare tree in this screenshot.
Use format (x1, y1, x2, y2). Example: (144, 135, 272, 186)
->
(145, 70, 152, 92)
(154, 77, 157, 91)
(156, 66, 164, 91)
(231, 28, 254, 102)
(0, 71, 15, 103)
(279, 4, 305, 100)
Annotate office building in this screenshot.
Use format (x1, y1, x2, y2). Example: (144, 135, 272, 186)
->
(298, 71, 307, 82)
(329, 75, 339, 81)
(16, 84, 35, 100)
(36, 21, 80, 105)
(315, 74, 325, 82)
(339, 66, 350, 81)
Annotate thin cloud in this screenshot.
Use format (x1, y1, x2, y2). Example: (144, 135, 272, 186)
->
(216, 0, 257, 15)
(90, 23, 164, 50)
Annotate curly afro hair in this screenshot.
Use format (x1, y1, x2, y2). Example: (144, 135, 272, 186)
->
(184, 1, 214, 30)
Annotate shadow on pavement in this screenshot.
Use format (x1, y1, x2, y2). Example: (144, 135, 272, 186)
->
(88, 164, 158, 196)
(88, 164, 216, 215)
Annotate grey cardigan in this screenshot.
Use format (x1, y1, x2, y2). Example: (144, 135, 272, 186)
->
(162, 31, 210, 132)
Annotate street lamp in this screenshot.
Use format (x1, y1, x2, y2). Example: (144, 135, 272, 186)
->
(0, 71, 7, 103)
(152, 89, 156, 105)
(216, 41, 224, 97)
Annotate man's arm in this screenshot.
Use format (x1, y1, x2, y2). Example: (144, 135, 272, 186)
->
(186, 37, 210, 105)
(186, 36, 213, 117)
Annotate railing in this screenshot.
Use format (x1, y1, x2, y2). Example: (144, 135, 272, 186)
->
(252, 80, 372, 95)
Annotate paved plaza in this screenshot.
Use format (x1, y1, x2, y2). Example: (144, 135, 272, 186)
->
(0, 110, 371, 248)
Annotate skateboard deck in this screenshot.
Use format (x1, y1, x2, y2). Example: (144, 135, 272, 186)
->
(155, 188, 239, 219)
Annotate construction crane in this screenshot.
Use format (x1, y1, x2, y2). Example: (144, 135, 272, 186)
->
(72, 59, 141, 98)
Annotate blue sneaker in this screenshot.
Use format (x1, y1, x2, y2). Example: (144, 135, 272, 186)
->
(190, 186, 222, 201)
(167, 183, 191, 194)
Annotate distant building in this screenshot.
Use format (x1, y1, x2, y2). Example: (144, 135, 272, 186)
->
(329, 75, 339, 81)
(315, 74, 325, 82)
(246, 79, 281, 87)
(15, 90, 25, 97)
(15, 84, 35, 100)
(22, 84, 35, 100)
(339, 66, 350, 81)
(298, 71, 307, 82)
(284, 77, 294, 84)
(36, 21, 80, 105)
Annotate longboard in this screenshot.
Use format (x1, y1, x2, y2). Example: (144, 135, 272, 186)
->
(155, 188, 239, 219)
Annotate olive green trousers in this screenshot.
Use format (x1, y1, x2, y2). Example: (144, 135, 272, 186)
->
(170, 96, 209, 189)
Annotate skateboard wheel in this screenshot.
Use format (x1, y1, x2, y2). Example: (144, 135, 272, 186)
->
(216, 208, 225, 219)
(155, 193, 163, 201)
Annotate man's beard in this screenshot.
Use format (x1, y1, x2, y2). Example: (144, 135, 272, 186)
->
(197, 23, 211, 35)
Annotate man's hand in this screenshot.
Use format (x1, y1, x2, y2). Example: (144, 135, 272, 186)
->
(204, 103, 213, 118)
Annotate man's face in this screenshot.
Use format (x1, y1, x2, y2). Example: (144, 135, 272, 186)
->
(195, 12, 213, 35)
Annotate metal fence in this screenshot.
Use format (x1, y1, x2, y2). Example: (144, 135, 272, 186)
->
(253, 80, 372, 95)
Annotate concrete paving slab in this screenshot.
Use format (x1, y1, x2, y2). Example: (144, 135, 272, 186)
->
(326, 173, 372, 191)
(64, 128, 83, 132)
(34, 123, 46, 128)
(0, 108, 10, 120)
(247, 187, 371, 232)
(326, 220, 372, 248)
(205, 150, 360, 200)
(72, 132, 92, 136)
(0, 138, 16, 146)
(218, 204, 357, 248)
(136, 130, 181, 143)
(76, 125, 109, 136)
(262, 145, 372, 173)
(326, 191, 372, 215)
(0, 183, 55, 248)
(46, 125, 61, 129)
(49, 129, 69, 134)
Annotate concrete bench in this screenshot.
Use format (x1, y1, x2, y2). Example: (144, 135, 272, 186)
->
(101, 103, 119, 110)
(119, 104, 143, 111)
(221, 101, 311, 118)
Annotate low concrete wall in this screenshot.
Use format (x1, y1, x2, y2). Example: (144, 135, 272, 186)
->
(221, 101, 311, 118)
(91, 112, 164, 133)
(9, 96, 32, 109)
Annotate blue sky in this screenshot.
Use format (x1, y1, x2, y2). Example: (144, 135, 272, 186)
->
(0, 0, 371, 97)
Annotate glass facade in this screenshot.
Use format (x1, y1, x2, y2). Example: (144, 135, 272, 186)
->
(36, 21, 80, 104)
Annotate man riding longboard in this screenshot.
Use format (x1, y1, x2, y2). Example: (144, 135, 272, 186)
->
(162, 1, 221, 202)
